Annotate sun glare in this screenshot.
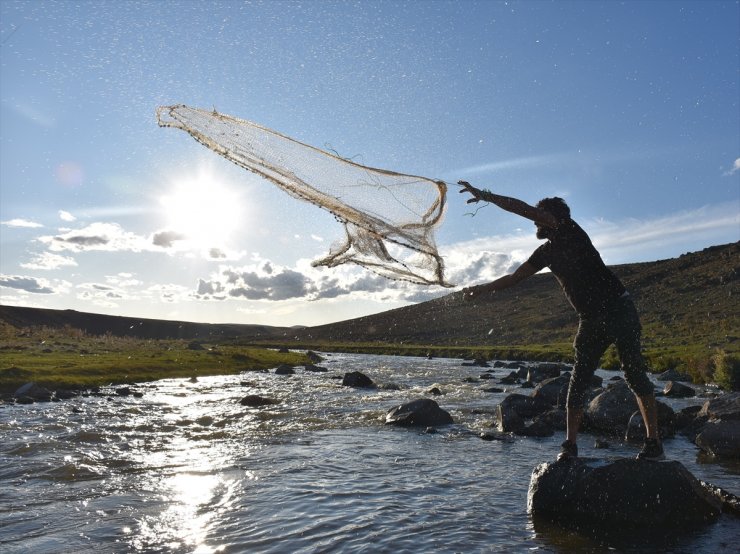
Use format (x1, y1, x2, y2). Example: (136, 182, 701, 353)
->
(160, 168, 244, 249)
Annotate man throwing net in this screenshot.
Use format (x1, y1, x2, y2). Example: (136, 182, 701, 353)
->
(459, 181, 664, 461)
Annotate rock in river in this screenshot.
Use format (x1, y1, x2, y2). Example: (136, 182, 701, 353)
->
(695, 420, 740, 458)
(239, 395, 278, 407)
(385, 399, 453, 427)
(528, 457, 722, 529)
(342, 371, 375, 388)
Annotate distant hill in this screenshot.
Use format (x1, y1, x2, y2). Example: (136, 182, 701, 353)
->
(1, 243, 738, 359)
(0, 306, 288, 341)
(292, 242, 739, 353)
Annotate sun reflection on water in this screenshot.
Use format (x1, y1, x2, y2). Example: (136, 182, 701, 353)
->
(134, 471, 230, 553)
(126, 380, 244, 553)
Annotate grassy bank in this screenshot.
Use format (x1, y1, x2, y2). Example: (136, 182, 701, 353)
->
(0, 324, 310, 393)
(240, 340, 574, 363)
(241, 338, 738, 390)
(2, 323, 737, 394)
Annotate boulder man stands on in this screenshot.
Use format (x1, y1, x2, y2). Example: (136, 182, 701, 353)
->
(458, 181, 664, 461)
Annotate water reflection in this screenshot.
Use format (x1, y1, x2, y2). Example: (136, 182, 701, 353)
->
(530, 514, 719, 553)
(135, 473, 226, 553)
(120, 379, 243, 553)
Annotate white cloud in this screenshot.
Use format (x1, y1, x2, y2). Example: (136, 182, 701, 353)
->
(152, 229, 187, 248)
(453, 153, 570, 177)
(40, 222, 151, 253)
(106, 273, 142, 288)
(723, 158, 740, 176)
(58, 210, 77, 222)
(585, 202, 740, 261)
(192, 254, 445, 305)
(2, 218, 43, 228)
(21, 252, 78, 270)
(77, 282, 126, 302)
(0, 274, 56, 294)
(146, 283, 192, 303)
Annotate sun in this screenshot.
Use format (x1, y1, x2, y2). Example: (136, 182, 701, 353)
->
(160, 167, 244, 249)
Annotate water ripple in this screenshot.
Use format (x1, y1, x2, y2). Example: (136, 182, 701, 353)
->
(0, 353, 737, 553)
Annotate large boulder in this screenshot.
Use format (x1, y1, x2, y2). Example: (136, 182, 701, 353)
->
(695, 420, 740, 458)
(675, 405, 704, 432)
(499, 371, 520, 384)
(698, 393, 740, 420)
(493, 360, 522, 370)
(13, 382, 54, 402)
(385, 399, 453, 427)
(585, 382, 671, 436)
(663, 380, 696, 398)
(531, 375, 571, 406)
(239, 395, 278, 407)
(527, 362, 567, 383)
(497, 393, 554, 434)
(516, 418, 555, 437)
(274, 364, 295, 375)
(342, 371, 375, 388)
(624, 402, 677, 442)
(528, 458, 722, 528)
(499, 393, 552, 419)
(532, 408, 567, 431)
(656, 368, 692, 382)
(585, 381, 637, 433)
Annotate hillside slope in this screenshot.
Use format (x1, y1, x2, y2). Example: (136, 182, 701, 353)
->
(290, 242, 739, 355)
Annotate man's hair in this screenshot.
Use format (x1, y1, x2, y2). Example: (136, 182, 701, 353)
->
(536, 197, 570, 221)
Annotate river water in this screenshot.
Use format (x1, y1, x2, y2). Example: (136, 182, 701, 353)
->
(1, 353, 738, 553)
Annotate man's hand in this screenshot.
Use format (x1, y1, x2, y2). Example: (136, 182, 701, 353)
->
(458, 180, 485, 204)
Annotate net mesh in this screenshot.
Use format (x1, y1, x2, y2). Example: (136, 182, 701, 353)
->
(157, 105, 451, 286)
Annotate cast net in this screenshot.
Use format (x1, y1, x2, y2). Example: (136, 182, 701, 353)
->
(156, 105, 451, 286)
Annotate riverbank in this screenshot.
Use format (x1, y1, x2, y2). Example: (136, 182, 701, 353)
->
(3, 320, 737, 394)
(233, 338, 738, 390)
(0, 324, 310, 393)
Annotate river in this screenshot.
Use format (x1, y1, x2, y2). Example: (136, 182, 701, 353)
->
(1, 353, 738, 553)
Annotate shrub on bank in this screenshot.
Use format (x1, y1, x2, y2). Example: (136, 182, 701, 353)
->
(712, 350, 740, 391)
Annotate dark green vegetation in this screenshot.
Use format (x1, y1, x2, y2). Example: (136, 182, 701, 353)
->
(1, 242, 737, 390)
(0, 323, 309, 393)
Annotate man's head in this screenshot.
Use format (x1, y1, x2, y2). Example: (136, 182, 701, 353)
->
(535, 197, 570, 239)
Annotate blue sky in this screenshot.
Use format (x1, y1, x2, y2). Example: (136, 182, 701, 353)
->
(1, 0, 738, 326)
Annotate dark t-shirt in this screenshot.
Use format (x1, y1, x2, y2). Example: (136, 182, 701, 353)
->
(526, 219, 625, 317)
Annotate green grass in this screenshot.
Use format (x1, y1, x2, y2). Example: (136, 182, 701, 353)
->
(3, 319, 737, 394)
(0, 324, 310, 393)
(236, 339, 575, 363)
(248, 338, 738, 389)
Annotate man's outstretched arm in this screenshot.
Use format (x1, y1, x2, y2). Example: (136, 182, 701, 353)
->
(462, 261, 539, 300)
(458, 181, 558, 228)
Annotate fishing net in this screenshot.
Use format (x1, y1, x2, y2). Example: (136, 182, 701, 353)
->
(156, 105, 451, 286)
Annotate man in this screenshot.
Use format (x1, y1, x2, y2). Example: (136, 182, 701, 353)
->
(458, 181, 664, 461)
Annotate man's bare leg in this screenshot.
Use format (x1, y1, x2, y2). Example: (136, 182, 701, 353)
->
(636, 393, 660, 439)
(566, 407, 584, 444)
(635, 392, 665, 459)
(556, 407, 583, 460)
